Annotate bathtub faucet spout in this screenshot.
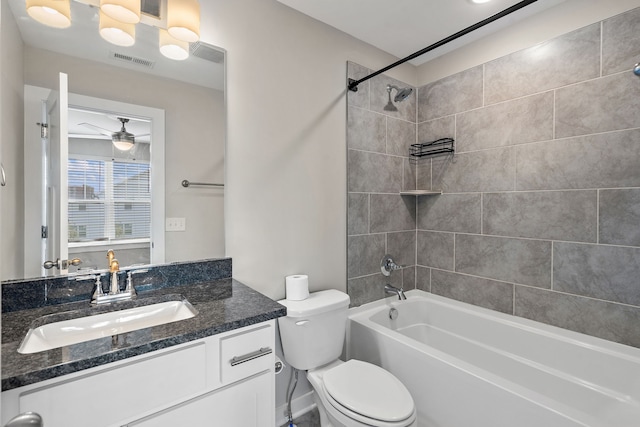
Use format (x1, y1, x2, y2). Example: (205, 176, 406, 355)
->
(384, 284, 406, 300)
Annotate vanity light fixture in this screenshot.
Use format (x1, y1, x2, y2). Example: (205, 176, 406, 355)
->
(159, 29, 189, 60)
(26, 0, 71, 28)
(25, 0, 201, 61)
(100, 0, 141, 24)
(99, 10, 136, 47)
(167, 0, 200, 43)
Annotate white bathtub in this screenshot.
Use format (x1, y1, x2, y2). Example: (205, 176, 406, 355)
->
(347, 290, 640, 427)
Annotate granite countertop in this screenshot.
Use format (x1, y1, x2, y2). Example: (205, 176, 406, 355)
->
(2, 278, 286, 391)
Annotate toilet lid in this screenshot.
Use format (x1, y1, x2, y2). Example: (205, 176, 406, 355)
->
(323, 360, 414, 422)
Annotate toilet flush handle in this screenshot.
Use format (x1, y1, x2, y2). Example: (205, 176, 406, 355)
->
(295, 320, 309, 326)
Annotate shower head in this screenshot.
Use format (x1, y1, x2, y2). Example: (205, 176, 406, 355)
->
(390, 85, 413, 102)
(384, 84, 413, 111)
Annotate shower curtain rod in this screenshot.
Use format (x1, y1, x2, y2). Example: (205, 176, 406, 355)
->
(347, 0, 538, 92)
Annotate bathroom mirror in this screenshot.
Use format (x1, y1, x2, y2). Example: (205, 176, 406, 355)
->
(2, 0, 226, 281)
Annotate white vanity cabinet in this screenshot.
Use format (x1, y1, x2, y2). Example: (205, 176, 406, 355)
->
(1, 320, 276, 427)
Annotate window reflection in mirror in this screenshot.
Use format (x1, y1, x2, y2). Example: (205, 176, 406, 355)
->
(67, 108, 153, 270)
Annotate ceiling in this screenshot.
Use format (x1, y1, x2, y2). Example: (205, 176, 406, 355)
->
(7, 0, 224, 90)
(277, 0, 567, 65)
(68, 108, 151, 143)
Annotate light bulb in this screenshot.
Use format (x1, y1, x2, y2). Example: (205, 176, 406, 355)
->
(167, 0, 200, 43)
(159, 29, 189, 60)
(100, 0, 141, 24)
(26, 0, 71, 28)
(99, 10, 135, 47)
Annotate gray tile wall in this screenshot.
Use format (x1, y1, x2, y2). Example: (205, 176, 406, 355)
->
(346, 8, 640, 349)
(416, 8, 640, 349)
(346, 62, 417, 306)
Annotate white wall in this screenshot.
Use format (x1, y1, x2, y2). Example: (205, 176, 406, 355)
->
(201, 0, 414, 301)
(0, 0, 25, 280)
(417, 0, 640, 85)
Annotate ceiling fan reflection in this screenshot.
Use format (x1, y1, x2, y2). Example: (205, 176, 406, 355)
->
(78, 117, 150, 151)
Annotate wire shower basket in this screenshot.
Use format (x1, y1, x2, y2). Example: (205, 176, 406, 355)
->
(409, 138, 454, 160)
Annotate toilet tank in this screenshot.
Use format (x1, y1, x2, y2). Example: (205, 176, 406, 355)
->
(278, 290, 350, 370)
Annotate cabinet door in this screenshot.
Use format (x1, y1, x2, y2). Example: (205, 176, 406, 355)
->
(18, 342, 207, 427)
(126, 371, 273, 427)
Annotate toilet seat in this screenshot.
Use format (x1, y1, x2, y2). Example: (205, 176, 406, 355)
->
(322, 360, 415, 424)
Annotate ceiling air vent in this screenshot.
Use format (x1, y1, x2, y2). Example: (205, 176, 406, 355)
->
(110, 51, 156, 69)
(189, 41, 225, 63)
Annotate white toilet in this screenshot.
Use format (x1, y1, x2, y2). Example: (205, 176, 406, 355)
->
(278, 290, 417, 427)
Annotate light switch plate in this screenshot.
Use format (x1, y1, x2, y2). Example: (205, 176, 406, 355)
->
(166, 217, 186, 232)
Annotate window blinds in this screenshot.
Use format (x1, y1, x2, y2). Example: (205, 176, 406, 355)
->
(68, 158, 151, 243)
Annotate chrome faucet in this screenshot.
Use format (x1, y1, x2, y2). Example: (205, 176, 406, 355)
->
(384, 284, 406, 300)
(89, 250, 142, 305)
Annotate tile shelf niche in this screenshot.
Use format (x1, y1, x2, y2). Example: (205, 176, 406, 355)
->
(399, 190, 443, 196)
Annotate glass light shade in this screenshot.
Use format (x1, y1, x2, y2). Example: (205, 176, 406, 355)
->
(100, 0, 141, 24)
(167, 0, 200, 43)
(113, 140, 134, 151)
(112, 133, 135, 151)
(26, 0, 71, 28)
(159, 29, 189, 60)
(99, 11, 135, 47)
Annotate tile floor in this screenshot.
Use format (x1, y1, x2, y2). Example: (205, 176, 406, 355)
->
(279, 407, 320, 427)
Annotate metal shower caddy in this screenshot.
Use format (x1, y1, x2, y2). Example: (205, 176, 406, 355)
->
(410, 138, 455, 161)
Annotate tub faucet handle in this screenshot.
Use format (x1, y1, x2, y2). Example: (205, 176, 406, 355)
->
(381, 254, 405, 276)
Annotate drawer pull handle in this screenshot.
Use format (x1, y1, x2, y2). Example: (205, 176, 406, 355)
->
(230, 347, 273, 366)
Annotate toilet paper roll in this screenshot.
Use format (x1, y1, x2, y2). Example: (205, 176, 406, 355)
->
(285, 274, 309, 301)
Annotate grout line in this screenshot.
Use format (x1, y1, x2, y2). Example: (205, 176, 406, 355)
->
(514, 282, 640, 310)
(415, 227, 629, 248)
(348, 232, 387, 238)
(550, 241, 554, 291)
(426, 267, 640, 310)
(415, 228, 419, 265)
(482, 64, 486, 107)
(385, 116, 389, 156)
(453, 125, 640, 156)
(430, 157, 434, 191)
(480, 193, 484, 235)
(596, 189, 600, 244)
(385, 231, 388, 254)
(418, 187, 640, 196)
(510, 150, 516, 192)
(348, 147, 413, 160)
(552, 90, 556, 140)
(599, 22, 603, 78)
(367, 193, 371, 235)
(419, 268, 640, 310)
(453, 233, 456, 272)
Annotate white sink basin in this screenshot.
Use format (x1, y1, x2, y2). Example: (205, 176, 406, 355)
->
(18, 299, 198, 354)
